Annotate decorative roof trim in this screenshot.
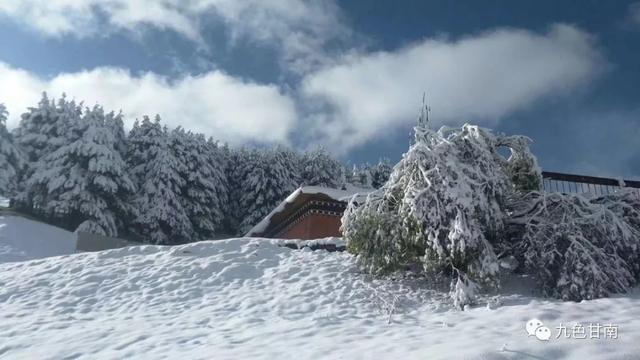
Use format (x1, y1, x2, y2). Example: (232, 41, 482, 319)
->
(267, 200, 346, 237)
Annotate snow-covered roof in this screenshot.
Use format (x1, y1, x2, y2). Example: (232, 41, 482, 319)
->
(244, 185, 372, 237)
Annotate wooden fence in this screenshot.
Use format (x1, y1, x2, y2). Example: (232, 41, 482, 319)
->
(541, 171, 640, 196)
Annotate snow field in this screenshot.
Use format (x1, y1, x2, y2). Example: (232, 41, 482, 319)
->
(1, 237, 639, 359)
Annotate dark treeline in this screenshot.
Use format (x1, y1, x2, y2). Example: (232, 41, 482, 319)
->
(0, 93, 392, 244)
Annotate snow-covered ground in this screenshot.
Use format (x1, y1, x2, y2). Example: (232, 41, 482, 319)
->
(0, 215, 76, 264)
(1, 236, 638, 359)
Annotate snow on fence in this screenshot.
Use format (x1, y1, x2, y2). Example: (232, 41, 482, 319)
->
(541, 171, 640, 197)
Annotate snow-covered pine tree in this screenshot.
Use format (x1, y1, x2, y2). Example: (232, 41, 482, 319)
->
(16, 95, 79, 213)
(272, 145, 303, 189)
(13, 92, 57, 163)
(370, 158, 393, 189)
(338, 165, 349, 190)
(102, 108, 138, 233)
(206, 137, 230, 235)
(353, 164, 374, 189)
(347, 165, 363, 187)
(25, 104, 136, 236)
(343, 164, 354, 186)
(301, 147, 341, 188)
(128, 115, 192, 244)
(342, 103, 532, 309)
(237, 146, 301, 235)
(224, 146, 252, 235)
(237, 149, 267, 235)
(0, 104, 25, 198)
(14, 93, 79, 163)
(170, 128, 228, 240)
(124, 118, 147, 186)
(343, 163, 373, 189)
(13, 94, 83, 210)
(106, 110, 127, 157)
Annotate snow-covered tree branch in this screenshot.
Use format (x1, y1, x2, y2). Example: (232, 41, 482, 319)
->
(508, 190, 640, 301)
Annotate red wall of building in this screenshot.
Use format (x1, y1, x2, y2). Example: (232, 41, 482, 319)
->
(280, 213, 342, 239)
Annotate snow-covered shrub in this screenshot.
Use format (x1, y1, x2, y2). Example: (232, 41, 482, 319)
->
(509, 191, 640, 301)
(342, 105, 537, 308)
(342, 193, 423, 273)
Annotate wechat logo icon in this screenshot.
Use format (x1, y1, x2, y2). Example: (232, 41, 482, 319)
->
(526, 318, 551, 341)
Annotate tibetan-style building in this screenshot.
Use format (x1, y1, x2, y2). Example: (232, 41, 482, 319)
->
(244, 186, 371, 239)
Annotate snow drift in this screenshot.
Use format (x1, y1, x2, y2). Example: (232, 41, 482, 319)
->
(1, 237, 639, 359)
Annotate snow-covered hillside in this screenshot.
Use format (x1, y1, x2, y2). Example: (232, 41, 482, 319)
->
(1, 237, 638, 359)
(0, 215, 76, 264)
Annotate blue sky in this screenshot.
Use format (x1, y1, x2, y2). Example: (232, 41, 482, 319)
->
(0, 1, 639, 178)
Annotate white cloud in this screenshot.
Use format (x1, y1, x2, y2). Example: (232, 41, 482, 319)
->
(301, 24, 605, 152)
(0, 0, 352, 73)
(0, 0, 200, 40)
(0, 14, 607, 154)
(206, 0, 354, 72)
(0, 63, 296, 145)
